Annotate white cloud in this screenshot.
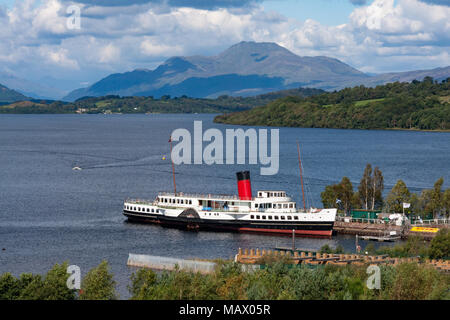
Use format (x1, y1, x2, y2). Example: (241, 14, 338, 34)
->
(39, 47, 80, 69)
(98, 43, 121, 63)
(0, 0, 449, 93)
(140, 39, 182, 57)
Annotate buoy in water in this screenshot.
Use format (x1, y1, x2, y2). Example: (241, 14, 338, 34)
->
(72, 166, 82, 171)
(162, 156, 166, 160)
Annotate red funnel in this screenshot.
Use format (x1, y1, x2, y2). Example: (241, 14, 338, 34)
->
(236, 171, 252, 200)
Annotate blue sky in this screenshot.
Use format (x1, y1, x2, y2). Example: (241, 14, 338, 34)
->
(0, 0, 448, 96)
(262, 0, 363, 25)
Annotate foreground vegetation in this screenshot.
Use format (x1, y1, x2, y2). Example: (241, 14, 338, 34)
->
(1, 231, 448, 300)
(1, 258, 448, 300)
(321, 163, 450, 218)
(215, 77, 450, 131)
(0, 88, 323, 114)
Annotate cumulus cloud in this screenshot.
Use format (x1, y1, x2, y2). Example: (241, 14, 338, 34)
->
(60, 0, 261, 9)
(0, 0, 449, 93)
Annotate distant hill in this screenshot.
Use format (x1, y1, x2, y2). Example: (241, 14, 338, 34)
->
(329, 66, 450, 91)
(63, 41, 367, 101)
(214, 77, 450, 131)
(1, 87, 324, 114)
(0, 71, 67, 100)
(0, 83, 29, 104)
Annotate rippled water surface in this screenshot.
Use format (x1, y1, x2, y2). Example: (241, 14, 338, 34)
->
(0, 114, 449, 298)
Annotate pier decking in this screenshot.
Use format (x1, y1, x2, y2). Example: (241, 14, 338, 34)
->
(235, 248, 450, 272)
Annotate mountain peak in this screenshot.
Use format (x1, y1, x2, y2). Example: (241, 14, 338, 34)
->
(219, 41, 293, 58)
(63, 41, 377, 101)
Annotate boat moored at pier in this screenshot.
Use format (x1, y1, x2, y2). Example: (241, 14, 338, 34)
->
(123, 171, 336, 237)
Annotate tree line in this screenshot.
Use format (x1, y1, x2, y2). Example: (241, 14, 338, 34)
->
(321, 164, 450, 218)
(0, 88, 323, 114)
(215, 77, 450, 131)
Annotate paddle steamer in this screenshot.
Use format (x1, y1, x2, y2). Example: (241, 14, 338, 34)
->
(123, 171, 336, 236)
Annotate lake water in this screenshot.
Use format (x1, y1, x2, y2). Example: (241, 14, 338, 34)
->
(0, 114, 449, 298)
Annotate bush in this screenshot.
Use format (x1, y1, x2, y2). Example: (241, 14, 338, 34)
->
(80, 261, 117, 300)
(429, 229, 450, 259)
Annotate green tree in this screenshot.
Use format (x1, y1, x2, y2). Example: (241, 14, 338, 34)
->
(358, 164, 373, 210)
(429, 229, 450, 259)
(321, 177, 355, 215)
(129, 268, 157, 300)
(18, 262, 75, 300)
(0, 273, 20, 300)
(385, 180, 411, 213)
(80, 261, 117, 300)
(443, 188, 450, 218)
(425, 177, 444, 218)
(321, 184, 340, 209)
(371, 166, 384, 210)
(339, 177, 355, 215)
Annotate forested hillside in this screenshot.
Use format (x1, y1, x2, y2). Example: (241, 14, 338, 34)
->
(214, 77, 450, 131)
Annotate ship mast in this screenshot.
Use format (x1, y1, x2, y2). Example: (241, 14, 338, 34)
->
(169, 136, 177, 195)
(297, 140, 306, 212)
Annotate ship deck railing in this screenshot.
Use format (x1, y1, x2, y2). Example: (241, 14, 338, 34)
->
(125, 199, 155, 205)
(157, 191, 248, 201)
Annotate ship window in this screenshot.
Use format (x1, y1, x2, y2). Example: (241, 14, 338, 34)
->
(287, 216, 292, 220)
(281, 216, 285, 220)
(294, 216, 298, 220)
(251, 215, 254, 219)
(289, 203, 293, 208)
(274, 216, 279, 220)
(147, 208, 150, 212)
(268, 216, 272, 219)
(256, 215, 260, 219)
(255, 203, 258, 208)
(284, 204, 288, 208)
(258, 192, 262, 197)
(189, 200, 192, 204)
(262, 215, 266, 219)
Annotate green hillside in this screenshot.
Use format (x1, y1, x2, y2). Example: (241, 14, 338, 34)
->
(214, 77, 450, 131)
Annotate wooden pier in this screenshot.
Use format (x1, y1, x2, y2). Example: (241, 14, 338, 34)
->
(333, 220, 448, 240)
(235, 248, 450, 272)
